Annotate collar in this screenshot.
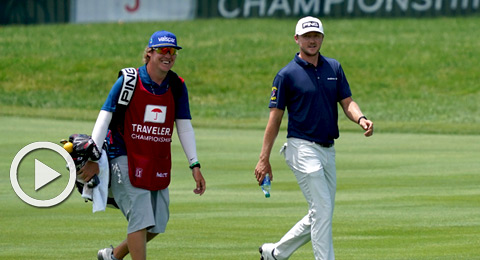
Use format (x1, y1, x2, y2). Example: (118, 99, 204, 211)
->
(139, 64, 169, 89)
(294, 52, 324, 68)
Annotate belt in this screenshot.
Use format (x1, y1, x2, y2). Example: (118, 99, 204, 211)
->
(315, 142, 334, 148)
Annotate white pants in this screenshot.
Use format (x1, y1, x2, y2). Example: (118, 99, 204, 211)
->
(275, 138, 336, 260)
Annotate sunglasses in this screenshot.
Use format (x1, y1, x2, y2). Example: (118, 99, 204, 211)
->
(154, 47, 177, 55)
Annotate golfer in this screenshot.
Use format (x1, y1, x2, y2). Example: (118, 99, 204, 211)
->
(80, 30, 206, 260)
(255, 17, 373, 260)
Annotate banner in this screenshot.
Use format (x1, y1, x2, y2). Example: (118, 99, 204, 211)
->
(71, 0, 196, 23)
(0, 0, 69, 25)
(197, 0, 479, 18)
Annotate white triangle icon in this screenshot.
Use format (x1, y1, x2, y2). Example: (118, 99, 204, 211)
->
(35, 159, 61, 191)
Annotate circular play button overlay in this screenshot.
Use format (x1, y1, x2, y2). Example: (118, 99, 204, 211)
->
(10, 142, 76, 208)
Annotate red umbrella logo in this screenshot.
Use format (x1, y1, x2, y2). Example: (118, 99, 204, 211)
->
(151, 108, 163, 120)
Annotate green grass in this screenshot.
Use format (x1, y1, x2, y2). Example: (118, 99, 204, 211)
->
(1, 116, 479, 259)
(1, 17, 479, 259)
(1, 17, 479, 134)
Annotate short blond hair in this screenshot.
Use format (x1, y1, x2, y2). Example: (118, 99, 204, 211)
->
(143, 46, 154, 64)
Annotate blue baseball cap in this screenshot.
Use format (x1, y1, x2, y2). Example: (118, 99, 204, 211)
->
(148, 30, 182, 49)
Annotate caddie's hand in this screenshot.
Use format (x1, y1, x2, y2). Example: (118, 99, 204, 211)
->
(359, 118, 374, 137)
(78, 160, 99, 182)
(254, 159, 273, 186)
(192, 167, 206, 195)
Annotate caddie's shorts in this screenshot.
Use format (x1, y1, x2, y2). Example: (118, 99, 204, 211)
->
(109, 156, 170, 234)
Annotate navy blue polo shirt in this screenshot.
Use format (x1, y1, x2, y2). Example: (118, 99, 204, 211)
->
(269, 53, 352, 144)
(101, 64, 192, 158)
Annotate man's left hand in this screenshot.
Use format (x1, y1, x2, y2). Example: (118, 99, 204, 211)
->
(360, 119, 374, 137)
(192, 168, 206, 195)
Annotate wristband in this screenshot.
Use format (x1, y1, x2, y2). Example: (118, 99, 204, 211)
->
(189, 161, 201, 169)
(357, 116, 367, 124)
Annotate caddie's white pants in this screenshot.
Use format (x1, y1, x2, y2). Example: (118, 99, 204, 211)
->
(274, 137, 336, 260)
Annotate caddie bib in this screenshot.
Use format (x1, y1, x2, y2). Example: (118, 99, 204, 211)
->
(123, 78, 175, 190)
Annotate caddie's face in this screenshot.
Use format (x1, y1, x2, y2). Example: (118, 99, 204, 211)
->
(149, 48, 177, 73)
(295, 32, 324, 57)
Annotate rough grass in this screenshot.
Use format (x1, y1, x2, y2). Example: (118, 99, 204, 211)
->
(1, 17, 479, 134)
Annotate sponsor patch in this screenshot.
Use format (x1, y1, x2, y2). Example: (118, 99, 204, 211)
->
(135, 168, 143, 178)
(144, 105, 167, 123)
(270, 86, 278, 101)
(156, 172, 168, 178)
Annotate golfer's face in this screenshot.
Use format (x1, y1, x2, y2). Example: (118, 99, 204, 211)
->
(151, 47, 177, 73)
(296, 32, 324, 56)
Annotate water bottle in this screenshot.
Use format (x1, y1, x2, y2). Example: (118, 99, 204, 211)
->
(261, 174, 271, 198)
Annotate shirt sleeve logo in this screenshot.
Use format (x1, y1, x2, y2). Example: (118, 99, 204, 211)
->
(270, 86, 278, 101)
(144, 105, 167, 123)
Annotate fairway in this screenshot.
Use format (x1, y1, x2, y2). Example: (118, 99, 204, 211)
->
(1, 116, 479, 259)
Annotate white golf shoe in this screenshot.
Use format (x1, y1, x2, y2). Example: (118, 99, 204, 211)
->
(259, 243, 278, 260)
(97, 245, 114, 260)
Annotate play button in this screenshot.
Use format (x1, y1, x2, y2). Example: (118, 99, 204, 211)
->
(10, 142, 76, 208)
(35, 159, 62, 191)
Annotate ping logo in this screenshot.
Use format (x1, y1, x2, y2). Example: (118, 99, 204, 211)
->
(144, 105, 167, 123)
(118, 68, 137, 106)
(302, 21, 319, 29)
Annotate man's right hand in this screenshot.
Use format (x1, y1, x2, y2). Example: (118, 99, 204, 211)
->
(255, 159, 273, 185)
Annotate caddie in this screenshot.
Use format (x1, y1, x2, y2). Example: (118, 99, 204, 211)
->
(78, 30, 206, 260)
